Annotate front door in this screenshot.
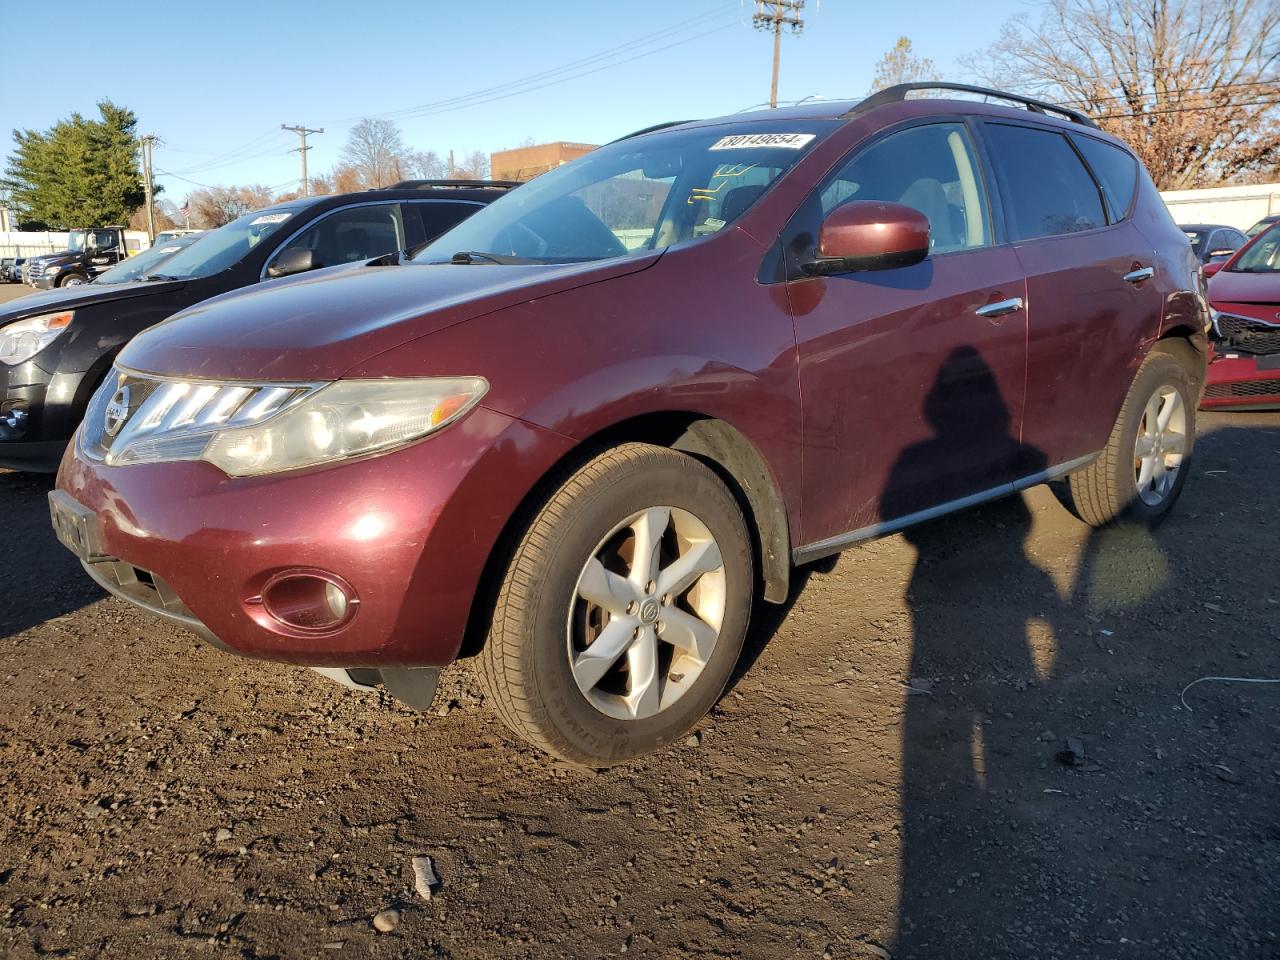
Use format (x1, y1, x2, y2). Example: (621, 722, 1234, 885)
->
(786, 121, 1031, 549)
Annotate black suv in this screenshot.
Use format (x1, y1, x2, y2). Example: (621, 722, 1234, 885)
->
(0, 181, 515, 470)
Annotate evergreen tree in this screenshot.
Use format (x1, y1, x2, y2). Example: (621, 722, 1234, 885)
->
(3, 101, 147, 228)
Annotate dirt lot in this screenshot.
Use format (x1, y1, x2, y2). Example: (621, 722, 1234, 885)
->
(0, 284, 38, 306)
(0, 411, 1277, 960)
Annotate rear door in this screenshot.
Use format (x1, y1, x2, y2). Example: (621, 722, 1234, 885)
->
(787, 120, 1030, 546)
(981, 122, 1163, 468)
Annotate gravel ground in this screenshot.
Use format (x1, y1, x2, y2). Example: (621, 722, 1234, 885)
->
(0, 411, 1277, 959)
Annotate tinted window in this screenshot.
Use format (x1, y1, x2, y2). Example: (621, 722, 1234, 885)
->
(986, 124, 1105, 240)
(273, 203, 405, 271)
(821, 123, 991, 253)
(1072, 135, 1138, 222)
(413, 201, 482, 244)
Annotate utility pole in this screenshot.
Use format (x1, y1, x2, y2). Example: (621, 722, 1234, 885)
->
(753, 0, 805, 108)
(140, 134, 157, 243)
(282, 124, 324, 197)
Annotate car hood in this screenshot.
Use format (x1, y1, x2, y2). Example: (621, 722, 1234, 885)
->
(0, 278, 186, 325)
(120, 254, 663, 381)
(1208, 270, 1280, 305)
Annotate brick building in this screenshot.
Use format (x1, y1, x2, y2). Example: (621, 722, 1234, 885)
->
(490, 142, 598, 182)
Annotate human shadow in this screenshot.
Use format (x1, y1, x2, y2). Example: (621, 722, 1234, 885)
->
(0, 471, 101, 640)
(885, 347, 1076, 956)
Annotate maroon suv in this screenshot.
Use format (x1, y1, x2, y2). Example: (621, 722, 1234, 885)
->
(52, 84, 1206, 766)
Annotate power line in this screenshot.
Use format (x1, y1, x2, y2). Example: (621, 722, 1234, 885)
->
(321, 7, 739, 127)
(753, 0, 805, 109)
(1099, 96, 1280, 119)
(1061, 78, 1279, 109)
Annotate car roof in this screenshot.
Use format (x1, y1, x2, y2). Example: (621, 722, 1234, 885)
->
(620, 82, 1131, 152)
(1179, 223, 1237, 232)
(261, 181, 519, 219)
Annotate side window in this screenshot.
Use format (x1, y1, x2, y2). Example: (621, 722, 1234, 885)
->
(413, 202, 480, 244)
(271, 204, 405, 271)
(986, 124, 1106, 240)
(1072, 135, 1138, 222)
(819, 122, 991, 254)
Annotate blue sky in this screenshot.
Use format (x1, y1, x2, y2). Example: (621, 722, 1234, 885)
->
(1, 0, 1029, 203)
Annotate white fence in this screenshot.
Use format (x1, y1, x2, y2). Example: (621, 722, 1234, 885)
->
(1160, 183, 1280, 230)
(0, 231, 71, 260)
(0, 230, 153, 261)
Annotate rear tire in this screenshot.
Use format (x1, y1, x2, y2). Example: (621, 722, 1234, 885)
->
(478, 443, 753, 767)
(1064, 346, 1196, 527)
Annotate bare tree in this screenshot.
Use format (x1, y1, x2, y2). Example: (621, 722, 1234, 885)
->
(965, 0, 1280, 188)
(404, 149, 447, 180)
(453, 150, 491, 180)
(340, 118, 407, 188)
(186, 184, 276, 228)
(870, 37, 940, 93)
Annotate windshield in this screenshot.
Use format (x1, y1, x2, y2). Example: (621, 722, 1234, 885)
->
(66, 230, 86, 252)
(93, 236, 199, 284)
(150, 207, 300, 279)
(414, 121, 838, 265)
(1228, 224, 1280, 273)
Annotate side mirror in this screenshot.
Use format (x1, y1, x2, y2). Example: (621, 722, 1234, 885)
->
(803, 200, 931, 276)
(266, 247, 322, 279)
(1202, 260, 1225, 278)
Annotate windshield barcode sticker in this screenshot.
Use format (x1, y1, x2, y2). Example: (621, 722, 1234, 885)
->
(709, 133, 815, 151)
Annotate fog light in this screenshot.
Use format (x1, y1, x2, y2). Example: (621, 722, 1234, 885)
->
(259, 572, 358, 632)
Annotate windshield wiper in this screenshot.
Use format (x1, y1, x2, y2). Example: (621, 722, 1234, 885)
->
(449, 250, 538, 265)
(140, 273, 183, 281)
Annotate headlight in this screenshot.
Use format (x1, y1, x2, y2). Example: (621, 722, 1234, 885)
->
(0, 310, 74, 365)
(203, 377, 487, 476)
(89, 375, 488, 475)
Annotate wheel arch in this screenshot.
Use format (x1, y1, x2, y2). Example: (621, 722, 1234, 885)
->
(456, 410, 793, 659)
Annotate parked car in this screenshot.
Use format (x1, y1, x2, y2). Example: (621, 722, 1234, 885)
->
(3, 257, 29, 284)
(0, 181, 513, 470)
(150, 229, 204, 246)
(1179, 222, 1247, 266)
(1246, 213, 1279, 238)
(86, 232, 203, 285)
(1202, 221, 1280, 410)
(51, 83, 1206, 766)
(25, 226, 131, 289)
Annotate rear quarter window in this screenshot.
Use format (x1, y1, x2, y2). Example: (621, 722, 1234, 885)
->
(1072, 135, 1138, 222)
(984, 123, 1107, 241)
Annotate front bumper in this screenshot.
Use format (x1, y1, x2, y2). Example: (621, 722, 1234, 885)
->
(1, 364, 95, 471)
(54, 405, 574, 668)
(1202, 348, 1280, 410)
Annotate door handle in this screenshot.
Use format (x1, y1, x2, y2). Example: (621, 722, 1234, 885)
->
(975, 297, 1024, 319)
(1124, 266, 1155, 283)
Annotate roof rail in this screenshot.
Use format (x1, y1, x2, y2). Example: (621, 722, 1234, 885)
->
(848, 82, 1097, 128)
(609, 120, 693, 143)
(383, 179, 523, 191)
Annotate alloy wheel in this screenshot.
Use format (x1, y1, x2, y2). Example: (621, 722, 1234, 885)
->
(1133, 384, 1187, 507)
(567, 506, 726, 721)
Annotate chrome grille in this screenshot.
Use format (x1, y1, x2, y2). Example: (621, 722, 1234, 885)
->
(1214, 312, 1280, 355)
(81, 367, 322, 466)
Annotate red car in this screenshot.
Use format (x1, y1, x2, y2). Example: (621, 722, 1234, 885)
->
(1202, 222, 1280, 410)
(51, 83, 1206, 766)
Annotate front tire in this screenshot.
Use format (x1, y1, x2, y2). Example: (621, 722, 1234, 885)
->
(59, 273, 87, 287)
(478, 443, 754, 766)
(1064, 346, 1196, 527)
